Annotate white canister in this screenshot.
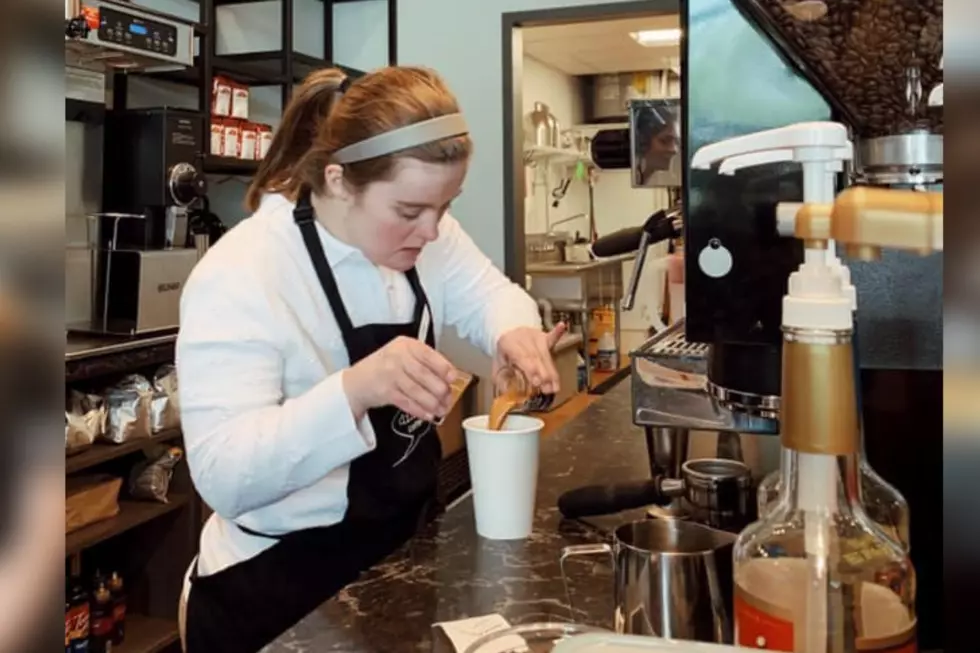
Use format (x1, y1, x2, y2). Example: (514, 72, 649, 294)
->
(667, 252, 685, 324)
(596, 331, 618, 371)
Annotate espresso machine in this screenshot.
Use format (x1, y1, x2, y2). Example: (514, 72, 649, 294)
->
(559, 0, 942, 647)
(70, 107, 207, 336)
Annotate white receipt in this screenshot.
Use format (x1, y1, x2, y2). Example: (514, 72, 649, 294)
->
(433, 614, 528, 653)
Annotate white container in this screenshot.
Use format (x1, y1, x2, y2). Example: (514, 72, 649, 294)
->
(463, 414, 543, 540)
(666, 252, 685, 324)
(553, 633, 761, 653)
(596, 331, 618, 371)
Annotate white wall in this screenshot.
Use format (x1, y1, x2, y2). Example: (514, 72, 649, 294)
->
(521, 56, 587, 237)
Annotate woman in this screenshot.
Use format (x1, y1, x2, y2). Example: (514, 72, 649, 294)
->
(176, 66, 564, 652)
(634, 105, 680, 186)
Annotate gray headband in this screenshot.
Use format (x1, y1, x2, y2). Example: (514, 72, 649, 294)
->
(331, 113, 469, 164)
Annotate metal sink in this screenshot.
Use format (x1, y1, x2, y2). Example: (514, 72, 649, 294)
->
(526, 253, 634, 387)
(526, 253, 633, 312)
(526, 253, 634, 275)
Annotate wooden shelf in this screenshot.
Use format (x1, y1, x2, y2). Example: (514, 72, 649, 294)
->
(116, 615, 179, 653)
(66, 430, 183, 475)
(67, 494, 192, 556)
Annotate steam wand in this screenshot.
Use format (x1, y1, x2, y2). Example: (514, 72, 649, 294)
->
(590, 207, 682, 311)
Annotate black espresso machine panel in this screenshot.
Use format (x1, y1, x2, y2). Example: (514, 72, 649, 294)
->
(683, 1, 831, 398)
(102, 107, 206, 249)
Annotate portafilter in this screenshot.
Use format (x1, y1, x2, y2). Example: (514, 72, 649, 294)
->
(557, 458, 755, 533)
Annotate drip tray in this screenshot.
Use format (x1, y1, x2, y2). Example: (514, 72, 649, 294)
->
(629, 321, 780, 435)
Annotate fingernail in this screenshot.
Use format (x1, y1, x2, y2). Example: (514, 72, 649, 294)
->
(425, 414, 435, 422)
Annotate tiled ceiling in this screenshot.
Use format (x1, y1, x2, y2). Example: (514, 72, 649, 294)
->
(522, 15, 681, 76)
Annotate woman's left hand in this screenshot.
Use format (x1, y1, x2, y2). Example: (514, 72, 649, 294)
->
(495, 322, 568, 395)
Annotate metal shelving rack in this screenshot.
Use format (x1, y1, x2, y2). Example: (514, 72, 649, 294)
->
(111, 0, 395, 176)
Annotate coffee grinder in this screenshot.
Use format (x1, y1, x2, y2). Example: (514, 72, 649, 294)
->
(71, 107, 207, 336)
(560, 0, 942, 647)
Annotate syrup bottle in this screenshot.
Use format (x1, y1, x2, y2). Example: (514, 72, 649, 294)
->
(108, 572, 126, 645)
(734, 244, 916, 653)
(89, 579, 114, 653)
(756, 257, 910, 551)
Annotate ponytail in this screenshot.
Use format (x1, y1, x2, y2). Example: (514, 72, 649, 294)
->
(244, 68, 347, 213)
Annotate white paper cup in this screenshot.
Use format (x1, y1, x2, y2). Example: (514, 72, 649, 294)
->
(463, 414, 544, 540)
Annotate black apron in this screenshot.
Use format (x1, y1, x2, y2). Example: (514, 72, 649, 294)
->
(183, 191, 442, 653)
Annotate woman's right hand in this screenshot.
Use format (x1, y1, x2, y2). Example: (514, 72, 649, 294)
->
(343, 336, 456, 422)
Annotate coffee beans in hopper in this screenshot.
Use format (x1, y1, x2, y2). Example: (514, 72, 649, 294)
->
(748, 0, 943, 139)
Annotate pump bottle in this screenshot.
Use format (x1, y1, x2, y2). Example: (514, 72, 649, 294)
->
(695, 123, 910, 550)
(693, 123, 931, 652)
(733, 210, 916, 653)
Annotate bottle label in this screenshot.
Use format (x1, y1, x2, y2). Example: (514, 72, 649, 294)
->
(734, 587, 794, 651)
(66, 605, 89, 641)
(857, 623, 917, 652)
(112, 603, 126, 623)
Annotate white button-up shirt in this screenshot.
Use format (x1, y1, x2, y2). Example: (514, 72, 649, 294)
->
(176, 194, 541, 575)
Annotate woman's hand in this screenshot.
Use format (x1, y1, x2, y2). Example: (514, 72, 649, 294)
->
(343, 336, 456, 422)
(495, 322, 568, 395)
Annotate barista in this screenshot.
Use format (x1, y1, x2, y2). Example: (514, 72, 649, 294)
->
(634, 105, 680, 186)
(176, 66, 565, 653)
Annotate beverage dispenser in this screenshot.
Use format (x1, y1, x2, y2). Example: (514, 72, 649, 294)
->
(564, 1, 943, 647)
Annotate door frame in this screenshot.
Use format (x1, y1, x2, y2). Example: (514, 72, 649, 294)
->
(501, 0, 681, 282)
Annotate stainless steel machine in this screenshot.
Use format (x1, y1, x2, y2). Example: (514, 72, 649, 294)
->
(65, 0, 195, 73)
(560, 0, 942, 647)
(68, 107, 208, 336)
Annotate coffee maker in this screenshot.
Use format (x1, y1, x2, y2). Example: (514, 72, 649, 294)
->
(561, 0, 942, 647)
(71, 107, 207, 336)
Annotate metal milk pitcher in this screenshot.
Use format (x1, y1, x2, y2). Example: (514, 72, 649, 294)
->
(560, 519, 736, 644)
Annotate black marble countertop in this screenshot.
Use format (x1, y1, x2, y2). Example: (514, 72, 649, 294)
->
(266, 379, 650, 653)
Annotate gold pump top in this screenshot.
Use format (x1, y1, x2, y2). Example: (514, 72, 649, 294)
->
(789, 187, 942, 260)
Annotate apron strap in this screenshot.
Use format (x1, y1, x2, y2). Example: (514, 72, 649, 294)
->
(293, 191, 357, 340)
(404, 267, 435, 348)
(293, 189, 433, 349)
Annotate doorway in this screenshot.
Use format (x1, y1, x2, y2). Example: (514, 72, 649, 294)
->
(502, 0, 681, 394)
